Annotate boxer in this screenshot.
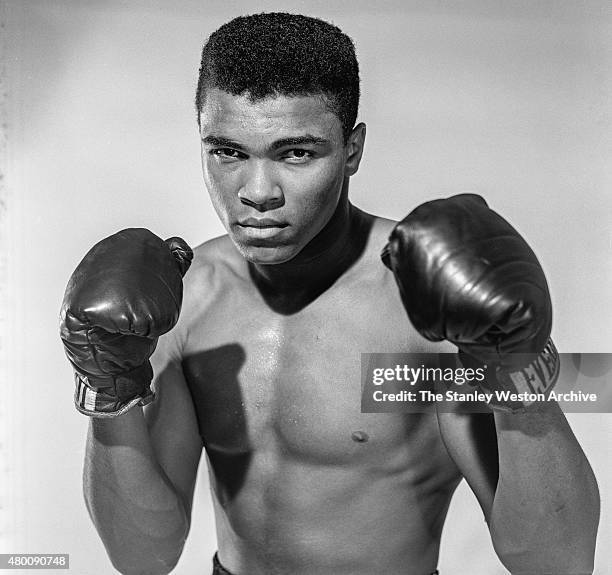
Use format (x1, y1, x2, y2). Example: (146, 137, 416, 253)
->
(60, 13, 599, 575)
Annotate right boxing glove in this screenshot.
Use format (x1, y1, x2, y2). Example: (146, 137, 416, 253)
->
(60, 228, 193, 417)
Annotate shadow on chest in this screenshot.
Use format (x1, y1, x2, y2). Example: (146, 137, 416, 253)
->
(181, 332, 438, 470)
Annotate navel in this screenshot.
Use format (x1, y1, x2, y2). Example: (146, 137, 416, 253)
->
(351, 430, 369, 443)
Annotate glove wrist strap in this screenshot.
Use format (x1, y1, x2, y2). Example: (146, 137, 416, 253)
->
(459, 339, 560, 413)
(73, 362, 155, 418)
(485, 339, 560, 413)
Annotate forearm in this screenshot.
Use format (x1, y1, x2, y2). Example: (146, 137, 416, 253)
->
(84, 407, 189, 575)
(489, 403, 599, 574)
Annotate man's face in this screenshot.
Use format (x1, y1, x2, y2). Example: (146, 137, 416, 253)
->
(199, 88, 350, 264)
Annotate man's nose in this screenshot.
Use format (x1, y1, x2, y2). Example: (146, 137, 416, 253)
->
(238, 160, 284, 211)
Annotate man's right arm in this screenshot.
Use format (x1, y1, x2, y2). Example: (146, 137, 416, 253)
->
(83, 354, 203, 575)
(60, 228, 201, 574)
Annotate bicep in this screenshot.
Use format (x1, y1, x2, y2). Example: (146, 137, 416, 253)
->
(437, 408, 499, 521)
(145, 339, 203, 522)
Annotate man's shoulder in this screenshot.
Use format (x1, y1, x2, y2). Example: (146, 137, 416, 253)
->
(367, 213, 398, 244)
(188, 234, 243, 276)
(180, 234, 247, 300)
(348, 212, 397, 278)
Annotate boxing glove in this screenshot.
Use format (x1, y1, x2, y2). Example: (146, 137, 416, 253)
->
(382, 194, 559, 412)
(60, 228, 193, 417)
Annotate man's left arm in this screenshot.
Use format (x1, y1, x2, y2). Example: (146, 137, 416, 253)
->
(438, 399, 599, 575)
(383, 193, 600, 573)
(490, 403, 599, 574)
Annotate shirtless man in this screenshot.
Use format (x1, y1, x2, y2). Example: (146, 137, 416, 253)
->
(60, 13, 599, 575)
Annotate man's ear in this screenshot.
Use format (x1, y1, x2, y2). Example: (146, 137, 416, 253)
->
(344, 123, 366, 177)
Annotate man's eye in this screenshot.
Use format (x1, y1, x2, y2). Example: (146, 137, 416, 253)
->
(211, 148, 244, 160)
(283, 149, 314, 163)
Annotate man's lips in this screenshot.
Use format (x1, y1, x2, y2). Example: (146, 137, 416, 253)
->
(237, 217, 288, 228)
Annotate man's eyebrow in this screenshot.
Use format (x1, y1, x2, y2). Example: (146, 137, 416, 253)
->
(201, 134, 330, 152)
(270, 135, 330, 150)
(201, 135, 244, 148)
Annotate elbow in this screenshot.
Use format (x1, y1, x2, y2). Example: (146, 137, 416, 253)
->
(491, 457, 600, 574)
(495, 549, 596, 575)
(106, 530, 188, 575)
(110, 553, 182, 575)
(101, 513, 190, 575)
(491, 488, 600, 575)
(83, 478, 191, 575)
(494, 540, 596, 575)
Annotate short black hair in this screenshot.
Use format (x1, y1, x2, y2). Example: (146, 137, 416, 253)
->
(195, 12, 360, 142)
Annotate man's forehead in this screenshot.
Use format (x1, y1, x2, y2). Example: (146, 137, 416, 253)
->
(199, 88, 342, 141)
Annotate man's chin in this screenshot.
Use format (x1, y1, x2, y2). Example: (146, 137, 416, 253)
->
(234, 241, 300, 265)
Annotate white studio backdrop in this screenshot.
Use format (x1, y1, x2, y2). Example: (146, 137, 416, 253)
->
(2, 1, 611, 574)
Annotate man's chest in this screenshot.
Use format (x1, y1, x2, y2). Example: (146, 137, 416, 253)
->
(179, 280, 440, 467)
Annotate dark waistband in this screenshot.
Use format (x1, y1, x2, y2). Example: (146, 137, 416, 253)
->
(213, 552, 233, 575)
(212, 553, 439, 575)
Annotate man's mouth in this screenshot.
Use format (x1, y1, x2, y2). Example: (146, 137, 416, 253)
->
(238, 217, 289, 229)
(235, 218, 289, 241)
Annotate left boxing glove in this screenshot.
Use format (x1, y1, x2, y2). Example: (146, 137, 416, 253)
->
(382, 194, 559, 412)
(60, 228, 193, 417)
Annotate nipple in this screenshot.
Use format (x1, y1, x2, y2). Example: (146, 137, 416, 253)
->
(351, 431, 369, 443)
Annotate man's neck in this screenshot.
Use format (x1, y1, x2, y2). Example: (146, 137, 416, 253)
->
(248, 199, 371, 314)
